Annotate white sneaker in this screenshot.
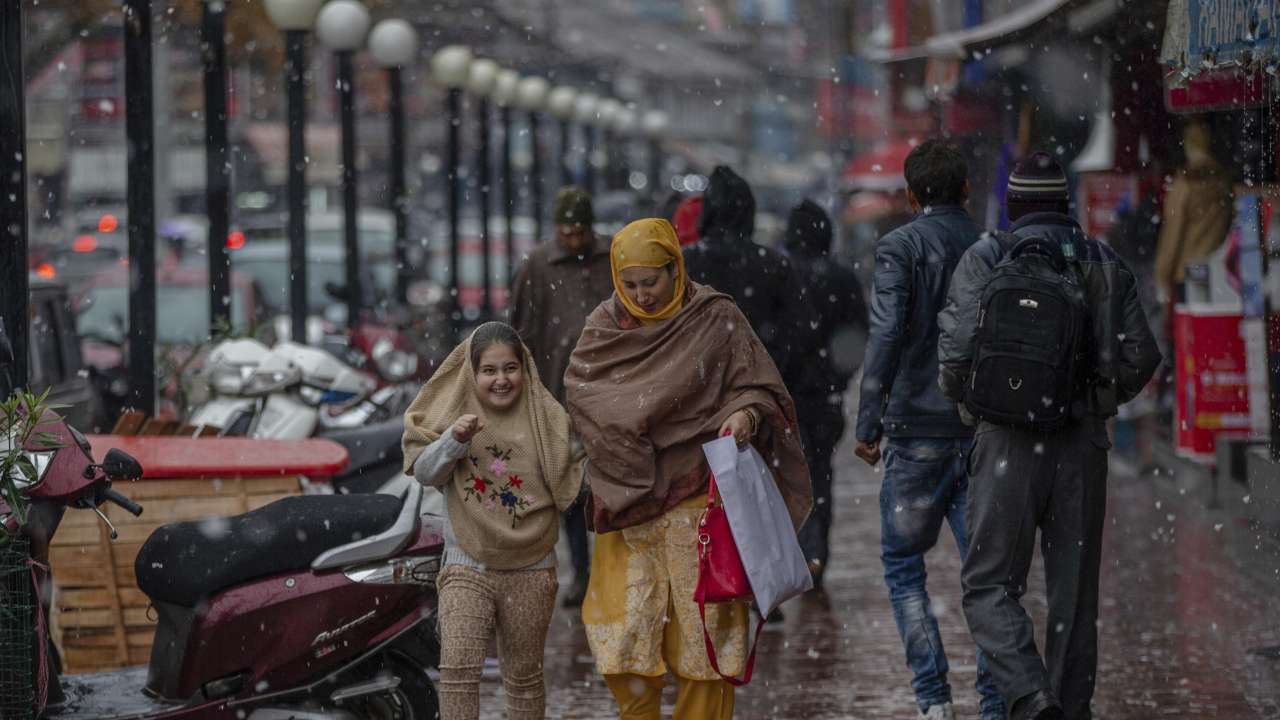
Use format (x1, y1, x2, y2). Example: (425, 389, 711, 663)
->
(919, 703, 956, 720)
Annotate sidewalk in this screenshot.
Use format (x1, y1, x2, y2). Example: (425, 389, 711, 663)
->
(467, 429, 1280, 718)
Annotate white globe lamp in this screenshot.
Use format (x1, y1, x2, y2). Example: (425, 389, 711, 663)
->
(574, 93, 599, 124)
(547, 86, 578, 119)
(314, 0, 370, 51)
(516, 76, 550, 111)
(263, 0, 324, 30)
(368, 18, 417, 67)
(432, 45, 473, 88)
(467, 58, 500, 97)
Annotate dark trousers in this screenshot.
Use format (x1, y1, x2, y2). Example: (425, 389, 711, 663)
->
(961, 420, 1111, 720)
(796, 397, 845, 583)
(564, 502, 590, 582)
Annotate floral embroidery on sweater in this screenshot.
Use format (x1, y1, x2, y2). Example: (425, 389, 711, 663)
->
(463, 444, 533, 528)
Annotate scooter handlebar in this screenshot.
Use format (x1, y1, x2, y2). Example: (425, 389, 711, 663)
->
(102, 488, 143, 517)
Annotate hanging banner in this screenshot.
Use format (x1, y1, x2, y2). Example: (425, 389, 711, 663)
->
(1161, 0, 1279, 112)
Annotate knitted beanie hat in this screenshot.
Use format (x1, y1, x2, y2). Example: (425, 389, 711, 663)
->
(1007, 151, 1069, 205)
(553, 186, 594, 226)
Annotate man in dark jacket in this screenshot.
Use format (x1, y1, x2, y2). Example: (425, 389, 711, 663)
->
(683, 166, 803, 376)
(509, 186, 613, 607)
(937, 152, 1161, 720)
(784, 199, 867, 591)
(854, 140, 1005, 720)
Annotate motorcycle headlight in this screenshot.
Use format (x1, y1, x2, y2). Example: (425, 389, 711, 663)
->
(244, 368, 301, 396)
(372, 339, 418, 383)
(7, 450, 56, 490)
(210, 366, 250, 395)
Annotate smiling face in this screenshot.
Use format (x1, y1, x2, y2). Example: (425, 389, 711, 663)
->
(473, 342, 524, 412)
(618, 264, 676, 315)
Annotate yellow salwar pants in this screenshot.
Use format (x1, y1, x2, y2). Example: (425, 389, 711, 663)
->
(583, 495, 746, 719)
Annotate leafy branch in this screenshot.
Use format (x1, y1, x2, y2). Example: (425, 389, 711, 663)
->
(1, 388, 66, 544)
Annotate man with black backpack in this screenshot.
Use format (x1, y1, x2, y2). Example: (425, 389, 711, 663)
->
(937, 152, 1162, 720)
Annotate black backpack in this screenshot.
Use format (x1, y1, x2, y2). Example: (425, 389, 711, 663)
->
(964, 234, 1088, 431)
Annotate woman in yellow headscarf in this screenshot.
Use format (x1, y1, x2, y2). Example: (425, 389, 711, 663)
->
(565, 219, 811, 719)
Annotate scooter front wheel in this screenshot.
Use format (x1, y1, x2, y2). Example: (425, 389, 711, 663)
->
(349, 651, 439, 720)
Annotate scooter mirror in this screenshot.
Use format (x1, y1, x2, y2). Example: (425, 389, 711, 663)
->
(101, 448, 143, 481)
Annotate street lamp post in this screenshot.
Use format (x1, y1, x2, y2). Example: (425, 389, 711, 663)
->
(596, 98, 622, 191)
(613, 106, 638, 191)
(547, 86, 577, 189)
(642, 110, 670, 198)
(316, 0, 372, 331)
(467, 58, 499, 321)
(264, 0, 324, 345)
(574, 93, 599, 195)
(492, 69, 519, 298)
(369, 19, 418, 306)
(516, 76, 549, 245)
(202, 0, 231, 337)
(124, 0, 157, 413)
(432, 45, 473, 340)
(0, 0, 28, 390)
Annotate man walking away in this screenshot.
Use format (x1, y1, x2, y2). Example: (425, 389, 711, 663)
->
(684, 165, 805, 378)
(784, 199, 867, 591)
(509, 186, 614, 607)
(937, 151, 1161, 720)
(854, 140, 1005, 720)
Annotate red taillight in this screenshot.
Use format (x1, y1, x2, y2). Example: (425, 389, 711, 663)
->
(98, 214, 119, 234)
(226, 230, 246, 250)
(73, 234, 98, 253)
(35, 263, 56, 279)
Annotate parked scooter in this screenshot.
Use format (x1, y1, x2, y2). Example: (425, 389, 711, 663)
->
(188, 340, 421, 498)
(3, 419, 444, 718)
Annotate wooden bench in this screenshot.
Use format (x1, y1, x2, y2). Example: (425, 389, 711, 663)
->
(49, 435, 348, 673)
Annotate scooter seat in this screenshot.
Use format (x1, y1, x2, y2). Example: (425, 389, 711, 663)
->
(134, 494, 401, 607)
(322, 419, 404, 476)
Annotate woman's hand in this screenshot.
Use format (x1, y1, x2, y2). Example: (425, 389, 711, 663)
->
(451, 414, 484, 443)
(719, 409, 756, 447)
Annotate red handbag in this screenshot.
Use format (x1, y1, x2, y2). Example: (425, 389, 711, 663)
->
(693, 468, 767, 686)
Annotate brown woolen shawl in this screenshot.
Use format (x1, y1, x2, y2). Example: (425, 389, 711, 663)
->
(565, 282, 811, 533)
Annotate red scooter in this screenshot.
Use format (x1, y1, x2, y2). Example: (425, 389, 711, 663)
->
(2, 352, 443, 718)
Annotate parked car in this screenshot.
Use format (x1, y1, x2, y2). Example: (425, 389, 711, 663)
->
(74, 264, 268, 422)
(28, 275, 108, 431)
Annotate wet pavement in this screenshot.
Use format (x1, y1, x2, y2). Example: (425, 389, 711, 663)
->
(473, 425, 1280, 718)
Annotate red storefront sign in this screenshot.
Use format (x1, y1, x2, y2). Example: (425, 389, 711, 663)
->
(1173, 306, 1254, 463)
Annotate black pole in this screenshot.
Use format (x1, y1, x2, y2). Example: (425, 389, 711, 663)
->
(501, 105, 515, 295)
(202, 0, 230, 336)
(559, 118, 572, 188)
(286, 30, 309, 344)
(447, 87, 462, 339)
(529, 111, 544, 244)
(583, 123, 596, 195)
(649, 137, 662, 198)
(0, 0, 28, 392)
(389, 67, 409, 305)
(337, 51, 361, 329)
(124, 0, 156, 413)
(478, 97, 492, 320)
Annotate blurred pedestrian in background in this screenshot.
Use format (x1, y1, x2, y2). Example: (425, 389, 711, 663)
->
(782, 198, 867, 592)
(855, 140, 1005, 720)
(671, 195, 704, 247)
(683, 165, 810, 384)
(509, 186, 613, 607)
(566, 218, 810, 719)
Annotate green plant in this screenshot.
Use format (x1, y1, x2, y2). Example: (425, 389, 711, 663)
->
(0, 389, 65, 543)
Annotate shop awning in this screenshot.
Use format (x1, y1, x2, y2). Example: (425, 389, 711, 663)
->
(864, 0, 1073, 63)
(843, 139, 919, 191)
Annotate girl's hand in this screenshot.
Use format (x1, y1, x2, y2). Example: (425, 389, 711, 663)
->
(451, 414, 484, 443)
(719, 409, 755, 447)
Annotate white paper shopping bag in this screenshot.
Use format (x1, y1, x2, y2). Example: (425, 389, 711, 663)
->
(702, 435, 813, 615)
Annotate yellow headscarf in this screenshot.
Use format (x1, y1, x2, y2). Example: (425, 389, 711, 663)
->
(610, 218, 686, 324)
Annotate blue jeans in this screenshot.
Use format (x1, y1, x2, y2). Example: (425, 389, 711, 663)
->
(880, 436, 1005, 719)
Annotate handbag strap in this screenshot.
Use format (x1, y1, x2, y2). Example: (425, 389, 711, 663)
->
(698, 594, 767, 686)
